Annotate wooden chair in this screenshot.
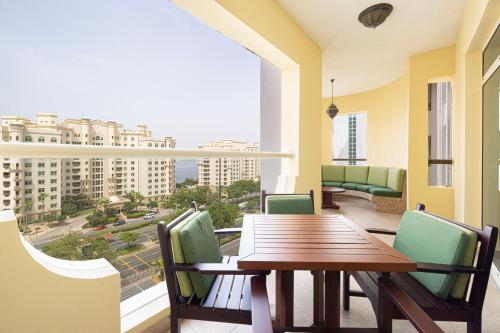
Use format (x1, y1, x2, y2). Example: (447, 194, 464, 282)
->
(261, 189, 315, 213)
(157, 202, 271, 333)
(343, 203, 498, 333)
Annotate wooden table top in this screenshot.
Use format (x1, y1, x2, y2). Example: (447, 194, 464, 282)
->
(237, 214, 416, 272)
(321, 186, 346, 193)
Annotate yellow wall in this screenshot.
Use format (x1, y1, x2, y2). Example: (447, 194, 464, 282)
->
(321, 75, 409, 169)
(454, 0, 500, 227)
(407, 46, 455, 219)
(174, 0, 323, 210)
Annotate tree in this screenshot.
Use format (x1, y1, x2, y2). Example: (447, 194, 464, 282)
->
(21, 198, 33, 227)
(177, 178, 197, 189)
(125, 191, 145, 210)
(208, 202, 240, 229)
(86, 211, 106, 227)
(37, 192, 48, 220)
(93, 198, 111, 213)
(123, 202, 135, 214)
(226, 180, 260, 199)
(146, 199, 158, 212)
(62, 201, 78, 216)
(119, 231, 139, 247)
(163, 186, 214, 210)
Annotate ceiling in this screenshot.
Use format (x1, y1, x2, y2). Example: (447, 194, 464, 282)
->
(276, 0, 467, 97)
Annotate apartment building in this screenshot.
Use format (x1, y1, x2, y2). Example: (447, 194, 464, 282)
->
(0, 113, 176, 222)
(198, 140, 260, 188)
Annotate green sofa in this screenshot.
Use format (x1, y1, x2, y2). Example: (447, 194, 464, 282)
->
(322, 165, 406, 213)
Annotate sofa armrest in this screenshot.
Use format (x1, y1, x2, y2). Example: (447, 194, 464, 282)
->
(173, 262, 269, 276)
(250, 276, 273, 333)
(416, 262, 481, 274)
(214, 227, 242, 235)
(365, 227, 397, 235)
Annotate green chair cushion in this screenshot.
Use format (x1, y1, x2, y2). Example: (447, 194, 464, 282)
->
(368, 187, 402, 198)
(169, 211, 201, 297)
(387, 167, 405, 192)
(414, 212, 478, 299)
(322, 165, 345, 182)
(322, 181, 343, 187)
(356, 184, 381, 192)
(393, 211, 469, 299)
(341, 183, 360, 190)
(266, 195, 314, 214)
(345, 166, 369, 184)
(367, 166, 389, 187)
(179, 211, 223, 298)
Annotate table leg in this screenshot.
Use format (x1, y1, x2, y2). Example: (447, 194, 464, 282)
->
(313, 270, 325, 326)
(276, 270, 294, 328)
(322, 191, 340, 209)
(325, 271, 340, 328)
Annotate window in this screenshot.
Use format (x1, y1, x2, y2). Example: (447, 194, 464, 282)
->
(50, 137, 57, 143)
(24, 136, 32, 142)
(428, 81, 452, 187)
(332, 112, 367, 165)
(38, 137, 45, 143)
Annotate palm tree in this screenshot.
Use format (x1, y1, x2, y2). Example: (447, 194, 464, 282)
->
(37, 192, 48, 222)
(93, 197, 111, 212)
(23, 199, 33, 228)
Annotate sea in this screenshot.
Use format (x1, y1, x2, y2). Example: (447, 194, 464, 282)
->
(175, 159, 198, 183)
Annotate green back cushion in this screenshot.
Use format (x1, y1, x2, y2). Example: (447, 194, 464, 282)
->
(322, 181, 343, 187)
(322, 165, 345, 182)
(367, 166, 389, 187)
(179, 211, 223, 298)
(266, 195, 314, 214)
(414, 212, 478, 299)
(345, 166, 369, 184)
(387, 167, 405, 192)
(168, 211, 201, 297)
(393, 211, 469, 299)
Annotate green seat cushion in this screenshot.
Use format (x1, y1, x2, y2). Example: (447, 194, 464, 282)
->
(356, 184, 381, 192)
(179, 211, 223, 298)
(387, 167, 405, 192)
(368, 187, 402, 198)
(266, 195, 314, 214)
(341, 182, 361, 190)
(414, 212, 478, 299)
(367, 166, 389, 187)
(322, 165, 345, 182)
(345, 166, 369, 184)
(322, 181, 343, 187)
(169, 211, 201, 297)
(393, 211, 470, 299)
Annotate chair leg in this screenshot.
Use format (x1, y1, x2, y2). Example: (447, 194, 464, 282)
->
(170, 310, 180, 333)
(343, 271, 350, 311)
(467, 314, 482, 333)
(378, 283, 392, 333)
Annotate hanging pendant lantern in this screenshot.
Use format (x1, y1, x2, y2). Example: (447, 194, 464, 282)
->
(326, 79, 339, 119)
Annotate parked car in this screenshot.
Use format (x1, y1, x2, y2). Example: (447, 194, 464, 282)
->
(113, 220, 126, 226)
(92, 225, 106, 231)
(143, 213, 156, 220)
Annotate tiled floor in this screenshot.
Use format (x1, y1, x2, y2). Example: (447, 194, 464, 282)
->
(176, 197, 500, 333)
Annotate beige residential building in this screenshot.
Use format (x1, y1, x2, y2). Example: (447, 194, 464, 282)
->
(198, 140, 260, 188)
(0, 113, 175, 222)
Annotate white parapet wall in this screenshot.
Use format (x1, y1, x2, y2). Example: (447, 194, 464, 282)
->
(0, 210, 121, 333)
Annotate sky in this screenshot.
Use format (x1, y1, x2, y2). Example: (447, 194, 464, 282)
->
(0, 0, 261, 149)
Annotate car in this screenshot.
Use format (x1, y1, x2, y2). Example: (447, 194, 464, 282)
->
(113, 220, 126, 226)
(143, 213, 156, 220)
(92, 225, 106, 231)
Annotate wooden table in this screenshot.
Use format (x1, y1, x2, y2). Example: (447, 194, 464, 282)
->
(237, 214, 416, 331)
(321, 186, 346, 209)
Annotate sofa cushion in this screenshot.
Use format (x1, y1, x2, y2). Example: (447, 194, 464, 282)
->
(356, 184, 381, 192)
(387, 167, 405, 192)
(345, 166, 369, 184)
(266, 195, 314, 214)
(341, 183, 360, 190)
(322, 181, 343, 187)
(414, 212, 478, 299)
(179, 211, 223, 298)
(322, 165, 345, 182)
(169, 211, 201, 297)
(367, 166, 389, 187)
(393, 211, 469, 299)
(368, 187, 402, 198)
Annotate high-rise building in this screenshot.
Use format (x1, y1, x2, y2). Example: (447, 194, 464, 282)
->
(197, 140, 260, 188)
(1, 113, 176, 223)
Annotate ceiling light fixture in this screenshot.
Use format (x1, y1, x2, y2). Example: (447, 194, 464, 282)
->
(358, 3, 393, 29)
(326, 79, 339, 119)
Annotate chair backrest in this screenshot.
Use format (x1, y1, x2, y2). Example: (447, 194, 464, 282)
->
(261, 190, 314, 214)
(415, 204, 498, 308)
(157, 202, 198, 306)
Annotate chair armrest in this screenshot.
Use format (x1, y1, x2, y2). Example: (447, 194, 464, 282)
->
(365, 227, 397, 235)
(214, 227, 242, 235)
(379, 278, 444, 333)
(416, 262, 481, 274)
(250, 276, 273, 333)
(173, 262, 270, 276)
